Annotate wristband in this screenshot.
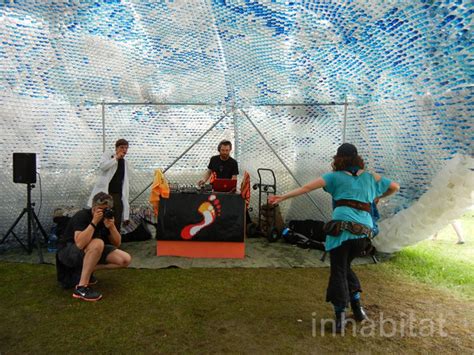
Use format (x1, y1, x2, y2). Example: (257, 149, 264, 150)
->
(90, 222, 97, 230)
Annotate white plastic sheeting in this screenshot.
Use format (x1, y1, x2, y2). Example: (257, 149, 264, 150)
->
(0, 1, 472, 252)
(374, 154, 474, 253)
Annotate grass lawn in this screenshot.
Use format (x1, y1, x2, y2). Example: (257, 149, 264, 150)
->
(0, 214, 472, 353)
(385, 212, 474, 300)
(0, 264, 472, 353)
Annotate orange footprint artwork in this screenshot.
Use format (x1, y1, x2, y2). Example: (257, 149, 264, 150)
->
(181, 195, 221, 240)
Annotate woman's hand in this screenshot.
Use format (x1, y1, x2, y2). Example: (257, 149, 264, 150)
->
(268, 195, 284, 205)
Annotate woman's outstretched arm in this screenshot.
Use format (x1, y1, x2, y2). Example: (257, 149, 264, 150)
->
(269, 177, 326, 205)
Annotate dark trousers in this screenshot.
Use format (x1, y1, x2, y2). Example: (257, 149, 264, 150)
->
(110, 192, 123, 231)
(326, 238, 370, 307)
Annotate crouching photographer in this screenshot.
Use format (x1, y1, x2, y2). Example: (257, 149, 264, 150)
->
(57, 192, 132, 302)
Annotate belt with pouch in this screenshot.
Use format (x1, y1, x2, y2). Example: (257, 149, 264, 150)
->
(323, 220, 374, 239)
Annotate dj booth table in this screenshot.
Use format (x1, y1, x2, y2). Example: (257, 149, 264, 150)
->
(157, 192, 246, 258)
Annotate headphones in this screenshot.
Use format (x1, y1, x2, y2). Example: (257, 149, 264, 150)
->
(217, 140, 232, 152)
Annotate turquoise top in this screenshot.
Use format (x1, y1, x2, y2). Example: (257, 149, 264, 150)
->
(322, 171, 392, 251)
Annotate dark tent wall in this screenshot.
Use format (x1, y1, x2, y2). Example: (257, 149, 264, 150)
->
(0, 1, 472, 252)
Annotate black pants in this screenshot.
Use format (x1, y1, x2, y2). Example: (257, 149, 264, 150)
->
(326, 238, 370, 307)
(110, 192, 123, 231)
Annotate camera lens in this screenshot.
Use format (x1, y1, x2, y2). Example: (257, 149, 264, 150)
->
(103, 208, 114, 219)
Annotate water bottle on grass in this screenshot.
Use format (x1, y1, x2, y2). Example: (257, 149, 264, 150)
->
(47, 226, 58, 252)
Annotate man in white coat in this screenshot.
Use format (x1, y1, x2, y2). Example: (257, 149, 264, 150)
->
(88, 139, 130, 231)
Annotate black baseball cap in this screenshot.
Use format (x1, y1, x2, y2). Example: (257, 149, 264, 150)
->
(336, 143, 358, 158)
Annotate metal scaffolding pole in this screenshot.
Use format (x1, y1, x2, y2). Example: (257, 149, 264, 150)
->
(101, 101, 106, 152)
(239, 109, 328, 220)
(102, 101, 349, 212)
(100, 102, 218, 150)
(342, 96, 348, 143)
(101, 102, 218, 106)
(99, 101, 352, 108)
(232, 107, 240, 161)
(129, 112, 230, 205)
(253, 102, 350, 107)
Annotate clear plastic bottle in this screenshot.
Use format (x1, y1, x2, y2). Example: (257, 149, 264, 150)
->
(47, 226, 58, 253)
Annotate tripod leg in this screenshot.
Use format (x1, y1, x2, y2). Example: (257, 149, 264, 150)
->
(2, 184, 46, 258)
(9, 231, 29, 253)
(1, 209, 30, 252)
(26, 206, 34, 253)
(1, 209, 27, 244)
(32, 210, 48, 242)
(30, 215, 45, 264)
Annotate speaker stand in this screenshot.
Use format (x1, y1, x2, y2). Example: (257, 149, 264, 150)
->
(1, 183, 48, 263)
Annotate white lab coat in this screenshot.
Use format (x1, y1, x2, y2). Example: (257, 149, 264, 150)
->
(87, 151, 130, 221)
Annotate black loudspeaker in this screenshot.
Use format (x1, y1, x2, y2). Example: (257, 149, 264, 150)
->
(13, 153, 37, 184)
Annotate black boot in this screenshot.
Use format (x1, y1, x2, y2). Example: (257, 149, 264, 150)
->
(350, 300, 367, 322)
(335, 311, 346, 334)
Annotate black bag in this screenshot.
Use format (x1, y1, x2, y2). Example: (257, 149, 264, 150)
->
(288, 220, 326, 242)
(359, 238, 376, 257)
(56, 253, 81, 289)
(295, 234, 325, 251)
(122, 222, 152, 243)
(283, 220, 326, 251)
(54, 216, 71, 238)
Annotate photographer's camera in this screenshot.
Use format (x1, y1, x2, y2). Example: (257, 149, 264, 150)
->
(103, 207, 115, 219)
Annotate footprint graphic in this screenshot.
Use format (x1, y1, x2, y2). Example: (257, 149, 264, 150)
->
(180, 195, 221, 240)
